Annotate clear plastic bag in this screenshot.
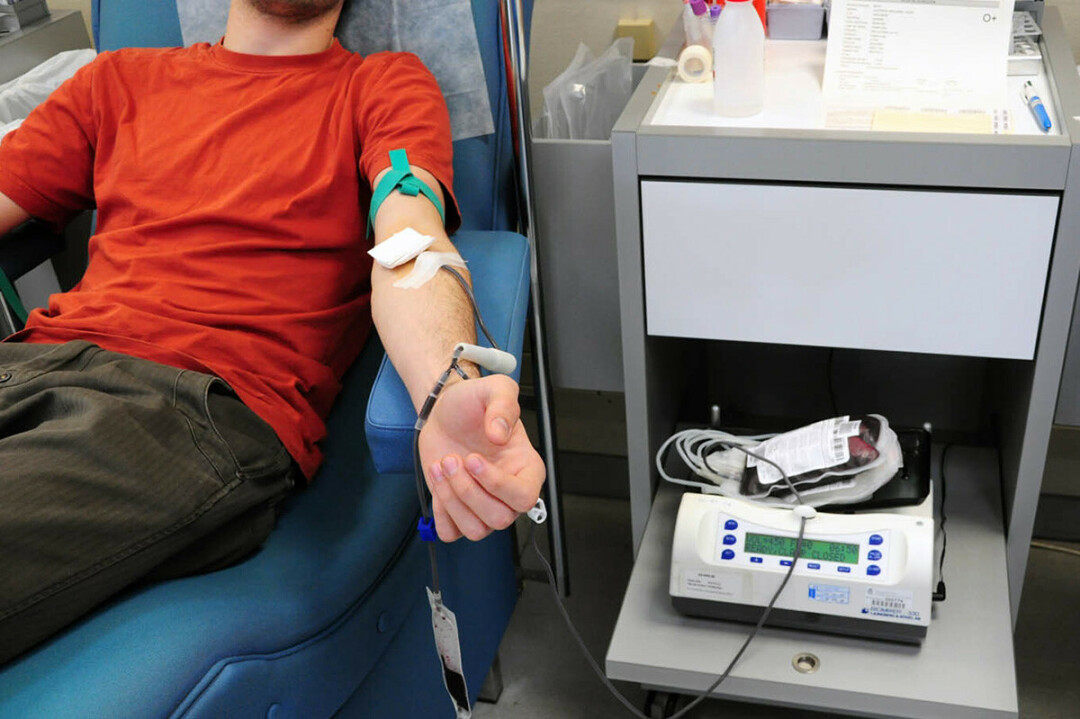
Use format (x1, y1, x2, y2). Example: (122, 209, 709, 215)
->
(538, 43, 593, 140)
(741, 416, 885, 496)
(736, 415, 902, 507)
(536, 38, 634, 140)
(657, 415, 903, 509)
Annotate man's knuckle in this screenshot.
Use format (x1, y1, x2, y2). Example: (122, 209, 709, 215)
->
(513, 492, 538, 513)
(482, 472, 505, 495)
(464, 525, 488, 542)
(454, 477, 480, 502)
(430, 478, 451, 500)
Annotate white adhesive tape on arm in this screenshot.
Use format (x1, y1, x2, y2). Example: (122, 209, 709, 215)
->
(392, 251, 467, 289)
(677, 45, 712, 84)
(369, 227, 436, 269)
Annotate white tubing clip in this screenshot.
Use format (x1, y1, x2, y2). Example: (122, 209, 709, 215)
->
(454, 343, 517, 376)
(793, 505, 818, 520)
(527, 498, 548, 524)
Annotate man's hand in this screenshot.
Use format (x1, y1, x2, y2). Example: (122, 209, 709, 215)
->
(419, 373, 545, 542)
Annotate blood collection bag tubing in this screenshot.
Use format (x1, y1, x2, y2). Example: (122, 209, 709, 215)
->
(413, 264, 811, 717)
(528, 445, 810, 719)
(412, 264, 536, 718)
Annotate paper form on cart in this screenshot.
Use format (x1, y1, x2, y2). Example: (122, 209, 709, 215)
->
(822, 0, 1016, 133)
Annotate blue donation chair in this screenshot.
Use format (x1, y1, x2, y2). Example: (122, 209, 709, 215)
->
(0, 1, 535, 716)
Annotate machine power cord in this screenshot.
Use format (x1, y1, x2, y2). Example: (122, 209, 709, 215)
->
(933, 444, 950, 603)
(526, 515, 807, 719)
(528, 444, 807, 719)
(411, 264, 812, 717)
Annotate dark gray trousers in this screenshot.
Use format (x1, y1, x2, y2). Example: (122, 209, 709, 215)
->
(0, 341, 296, 665)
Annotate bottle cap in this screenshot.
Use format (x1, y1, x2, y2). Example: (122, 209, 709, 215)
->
(710, 4, 722, 18)
(690, 0, 708, 15)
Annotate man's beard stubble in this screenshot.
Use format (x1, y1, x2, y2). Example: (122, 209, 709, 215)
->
(246, 0, 342, 23)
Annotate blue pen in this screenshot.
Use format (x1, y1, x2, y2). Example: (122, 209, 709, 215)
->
(1023, 81, 1052, 132)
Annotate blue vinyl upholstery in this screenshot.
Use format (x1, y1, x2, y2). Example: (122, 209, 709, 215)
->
(0, 235, 526, 717)
(0, 2, 534, 717)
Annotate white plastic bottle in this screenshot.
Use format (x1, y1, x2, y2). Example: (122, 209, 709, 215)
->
(712, 0, 765, 117)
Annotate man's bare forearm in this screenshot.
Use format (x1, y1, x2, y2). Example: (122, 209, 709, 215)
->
(369, 165, 477, 411)
(0, 191, 31, 237)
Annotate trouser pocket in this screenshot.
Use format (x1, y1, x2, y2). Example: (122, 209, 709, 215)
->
(174, 372, 294, 484)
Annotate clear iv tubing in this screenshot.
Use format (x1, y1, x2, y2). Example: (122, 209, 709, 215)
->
(412, 264, 502, 594)
(415, 266, 810, 716)
(656, 428, 776, 487)
(530, 442, 806, 719)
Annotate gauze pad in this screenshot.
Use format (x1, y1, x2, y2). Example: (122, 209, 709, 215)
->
(393, 252, 467, 290)
(368, 227, 436, 269)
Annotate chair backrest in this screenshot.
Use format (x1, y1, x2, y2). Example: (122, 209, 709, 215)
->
(90, 0, 532, 233)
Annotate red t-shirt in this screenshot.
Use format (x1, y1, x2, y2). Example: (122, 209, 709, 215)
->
(0, 40, 459, 479)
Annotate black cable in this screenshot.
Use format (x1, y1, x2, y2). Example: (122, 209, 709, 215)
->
(412, 263, 506, 596)
(685, 438, 807, 508)
(528, 454, 807, 719)
(413, 428, 441, 594)
(414, 264, 812, 716)
(412, 429, 429, 517)
(730, 444, 807, 506)
(527, 516, 807, 719)
(934, 444, 950, 602)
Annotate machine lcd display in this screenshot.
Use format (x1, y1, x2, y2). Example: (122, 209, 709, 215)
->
(744, 533, 860, 564)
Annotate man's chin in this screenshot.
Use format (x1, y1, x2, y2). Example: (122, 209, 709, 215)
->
(246, 0, 341, 23)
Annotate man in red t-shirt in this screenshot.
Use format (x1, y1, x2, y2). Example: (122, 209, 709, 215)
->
(0, 0, 544, 664)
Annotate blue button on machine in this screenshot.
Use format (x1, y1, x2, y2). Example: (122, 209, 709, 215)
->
(724, 519, 738, 531)
(868, 549, 882, 561)
(750, 557, 763, 564)
(780, 559, 793, 567)
(807, 563, 821, 570)
(838, 566, 852, 573)
(723, 534, 737, 546)
(869, 534, 884, 546)
(867, 565, 881, 576)
(721, 549, 735, 560)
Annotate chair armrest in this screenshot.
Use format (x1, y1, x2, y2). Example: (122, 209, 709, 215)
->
(365, 230, 531, 474)
(0, 220, 65, 282)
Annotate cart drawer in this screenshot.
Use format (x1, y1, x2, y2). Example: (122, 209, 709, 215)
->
(641, 181, 1059, 359)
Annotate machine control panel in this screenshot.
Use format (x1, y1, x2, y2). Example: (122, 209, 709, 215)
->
(713, 512, 895, 582)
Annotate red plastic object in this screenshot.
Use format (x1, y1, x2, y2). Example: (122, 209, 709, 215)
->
(715, 0, 768, 31)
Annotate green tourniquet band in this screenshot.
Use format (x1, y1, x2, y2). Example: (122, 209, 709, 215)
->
(367, 149, 446, 237)
(0, 266, 27, 327)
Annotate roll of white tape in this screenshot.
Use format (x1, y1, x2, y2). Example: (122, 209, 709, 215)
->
(677, 45, 713, 84)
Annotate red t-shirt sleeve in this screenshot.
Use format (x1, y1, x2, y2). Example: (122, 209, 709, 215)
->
(356, 53, 461, 235)
(0, 59, 97, 229)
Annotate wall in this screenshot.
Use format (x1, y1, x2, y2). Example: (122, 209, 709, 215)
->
(47, 0, 93, 46)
